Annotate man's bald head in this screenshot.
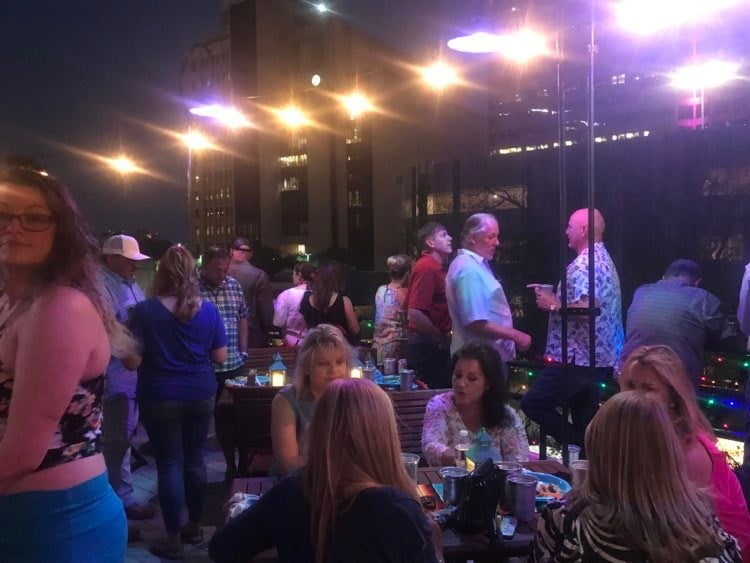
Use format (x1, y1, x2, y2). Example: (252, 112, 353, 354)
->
(566, 208, 606, 253)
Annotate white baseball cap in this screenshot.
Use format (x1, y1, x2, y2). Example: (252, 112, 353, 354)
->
(102, 235, 150, 261)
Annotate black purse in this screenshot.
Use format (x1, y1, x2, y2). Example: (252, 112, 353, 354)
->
(453, 458, 503, 538)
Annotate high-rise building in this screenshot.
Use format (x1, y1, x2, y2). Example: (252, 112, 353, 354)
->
(181, 0, 484, 268)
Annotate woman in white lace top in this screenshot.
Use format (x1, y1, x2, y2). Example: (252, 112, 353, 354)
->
(421, 342, 529, 466)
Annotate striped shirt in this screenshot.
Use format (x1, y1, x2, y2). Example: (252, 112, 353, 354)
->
(199, 275, 249, 373)
(534, 499, 741, 562)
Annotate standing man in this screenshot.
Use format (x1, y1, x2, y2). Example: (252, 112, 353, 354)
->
(405, 222, 453, 388)
(199, 246, 249, 397)
(228, 237, 274, 348)
(100, 234, 155, 521)
(737, 261, 750, 475)
(621, 259, 735, 387)
(446, 213, 531, 363)
(522, 208, 623, 448)
(199, 246, 249, 479)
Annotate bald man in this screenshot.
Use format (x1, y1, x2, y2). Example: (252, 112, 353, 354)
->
(522, 208, 623, 449)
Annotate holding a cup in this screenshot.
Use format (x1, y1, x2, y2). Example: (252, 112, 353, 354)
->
(527, 283, 558, 312)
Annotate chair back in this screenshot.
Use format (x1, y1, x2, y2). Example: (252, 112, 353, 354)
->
(389, 388, 446, 459)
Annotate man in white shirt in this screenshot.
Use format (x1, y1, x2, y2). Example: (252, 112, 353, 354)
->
(446, 213, 531, 361)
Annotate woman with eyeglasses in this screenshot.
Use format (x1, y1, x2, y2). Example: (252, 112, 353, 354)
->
(127, 245, 228, 559)
(0, 161, 133, 561)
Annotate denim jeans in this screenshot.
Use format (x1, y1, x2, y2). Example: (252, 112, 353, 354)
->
(521, 365, 612, 452)
(102, 393, 139, 508)
(139, 398, 214, 533)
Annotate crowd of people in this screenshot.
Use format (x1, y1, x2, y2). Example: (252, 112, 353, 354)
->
(1, 158, 749, 563)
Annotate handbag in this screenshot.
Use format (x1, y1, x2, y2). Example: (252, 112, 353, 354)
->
(453, 457, 503, 538)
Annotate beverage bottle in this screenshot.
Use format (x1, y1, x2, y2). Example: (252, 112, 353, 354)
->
(455, 429, 471, 468)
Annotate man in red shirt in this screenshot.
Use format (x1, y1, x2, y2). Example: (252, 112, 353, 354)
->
(406, 222, 453, 388)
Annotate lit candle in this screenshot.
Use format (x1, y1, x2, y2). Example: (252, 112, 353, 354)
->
(350, 367, 362, 379)
(271, 370, 286, 387)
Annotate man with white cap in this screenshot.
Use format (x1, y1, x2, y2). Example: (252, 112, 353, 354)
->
(100, 234, 154, 522)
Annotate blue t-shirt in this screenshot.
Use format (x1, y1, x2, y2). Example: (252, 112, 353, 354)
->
(130, 297, 227, 401)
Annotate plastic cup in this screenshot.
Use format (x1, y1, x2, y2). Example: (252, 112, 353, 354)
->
(527, 283, 555, 295)
(507, 473, 538, 521)
(383, 358, 397, 375)
(402, 453, 420, 483)
(571, 460, 589, 487)
(362, 366, 376, 381)
(567, 445, 581, 465)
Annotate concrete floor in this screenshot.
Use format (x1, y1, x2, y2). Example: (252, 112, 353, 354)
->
(125, 427, 229, 563)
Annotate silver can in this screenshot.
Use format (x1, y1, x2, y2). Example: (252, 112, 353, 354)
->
(399, 369, 415, 391)
(507, 473, 538, 521)
(383, 358, 397, 375)
(439, 466, 468, 506)
(494, 461, 523, 509)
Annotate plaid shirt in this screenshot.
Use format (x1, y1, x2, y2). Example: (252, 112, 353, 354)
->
(199, 275, 249, 373)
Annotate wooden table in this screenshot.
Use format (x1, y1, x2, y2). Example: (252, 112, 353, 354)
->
(231, 459, 570, 562)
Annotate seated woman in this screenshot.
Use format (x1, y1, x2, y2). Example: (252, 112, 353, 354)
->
(620, 345, 750, 560)
(534, 391, 741, 562)
(300, 261, 359, 345)
(372, 254, 411, 365)
(270, 324, 351, 476)
(209, 378, 440, 563)
(422, 341, 529, 466)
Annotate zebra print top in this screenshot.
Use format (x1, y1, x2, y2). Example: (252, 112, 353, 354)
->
(533, 499, 741, 563)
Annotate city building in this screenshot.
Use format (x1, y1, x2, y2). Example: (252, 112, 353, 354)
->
(181, 0, 484, 269)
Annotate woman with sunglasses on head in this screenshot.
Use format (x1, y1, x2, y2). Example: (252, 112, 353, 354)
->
(0, 162, 132, 561)
(619, 345, 750, 561)
(534, 391, 741, 562)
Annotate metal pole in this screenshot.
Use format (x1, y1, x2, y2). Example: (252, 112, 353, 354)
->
(556, 23, 570, 467)
(587, 0, 598, 403)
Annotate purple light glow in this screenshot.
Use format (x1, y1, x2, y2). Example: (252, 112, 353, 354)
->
(615, 0, 743, 35)
(189, 104, 250, 128)
(670, 60, 741, 90)
(447, 29, 548, 63)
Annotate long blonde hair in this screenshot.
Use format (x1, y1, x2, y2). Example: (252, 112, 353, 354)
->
(569, 391, 724, 562)
(303, 378, 416, 563)
(151, 245, 201, 322)
(293, 324, 353, 399)
(620, 345, 715, 441)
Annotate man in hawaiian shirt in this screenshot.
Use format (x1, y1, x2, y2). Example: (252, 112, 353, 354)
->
(522, 208, 623, 448)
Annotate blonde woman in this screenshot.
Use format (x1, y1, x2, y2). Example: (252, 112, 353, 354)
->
(210, 378, 440, 563)
(534, 391, 740, 562)
(0, 163, 132, 561)
(128, 245, 227, 559)
(373, 254, 411, 364)
(270, 324, 351, 476)
(620, 345, 750, 560)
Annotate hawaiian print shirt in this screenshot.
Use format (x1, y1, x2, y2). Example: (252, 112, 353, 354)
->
(544, 242, 623, 367)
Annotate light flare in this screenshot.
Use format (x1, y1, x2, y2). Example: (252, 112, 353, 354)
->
(615, 0, 743, 35)
(670, 60, 741, 90)
(189, 104, 250, 129)
(421, 61, 460, 90)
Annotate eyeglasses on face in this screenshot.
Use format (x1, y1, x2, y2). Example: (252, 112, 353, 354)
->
(0, 211, 56, 232)
(235, 247, 251, 252)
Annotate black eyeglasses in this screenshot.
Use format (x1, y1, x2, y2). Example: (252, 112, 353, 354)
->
(0, 211, 56, 232)
(235, 247, 251, 252)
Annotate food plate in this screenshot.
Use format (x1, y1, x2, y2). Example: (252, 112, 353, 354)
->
(523, 470, 571, 502)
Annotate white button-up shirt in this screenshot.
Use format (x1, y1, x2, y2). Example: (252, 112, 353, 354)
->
(446, 249, 516, 361)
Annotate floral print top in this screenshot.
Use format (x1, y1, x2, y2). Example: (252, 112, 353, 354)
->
(421, 392, 530, 467)
(544, 242, 624, 367)
(0, 293, 104, 471)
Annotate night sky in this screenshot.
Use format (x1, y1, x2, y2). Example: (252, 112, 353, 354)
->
(0, 0, 482, 243)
